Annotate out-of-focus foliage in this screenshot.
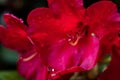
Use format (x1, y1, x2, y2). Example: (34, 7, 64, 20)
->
(0, 71, 24, 80)
(1, 46, 18, 64)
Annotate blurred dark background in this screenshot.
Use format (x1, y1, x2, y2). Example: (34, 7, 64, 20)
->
(0, 0, 119, 80)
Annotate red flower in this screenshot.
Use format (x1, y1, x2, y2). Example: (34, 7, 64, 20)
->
(98, 25, 120, 80)
(0, 0, 120, 80)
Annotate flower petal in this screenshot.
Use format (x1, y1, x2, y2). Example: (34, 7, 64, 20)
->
(48, 34, 99, 79)
(87, 1, 119, 37)
(87, 1, 117, 23)
(1, 14, 33, 55)
(4, 13, 27, 30)
(27, 7, 79, 33)
(98, 23, 120, 60)
(48, 42, 81, 71)
(48, 0, 85, 18)
(79, 35, 99, 70)
(18, 54, 48, 80)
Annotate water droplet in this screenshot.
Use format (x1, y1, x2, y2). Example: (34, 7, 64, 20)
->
(68, 38, 72, 42)
(51, 73, 56, 77)
(91, 33, 95, 37)
(48, 67, 55, 72)
(19, 18, 23, 23)
(52, 69, 55, 72)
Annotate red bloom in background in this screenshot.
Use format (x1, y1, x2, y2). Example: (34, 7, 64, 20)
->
(0, 0, 120, 80)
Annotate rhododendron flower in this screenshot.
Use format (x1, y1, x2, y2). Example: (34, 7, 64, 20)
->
(0, 0, 120, 80)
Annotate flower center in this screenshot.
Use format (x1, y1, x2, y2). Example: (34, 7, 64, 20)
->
(67, 33, 81, 46)
(66, 22, 89, 46)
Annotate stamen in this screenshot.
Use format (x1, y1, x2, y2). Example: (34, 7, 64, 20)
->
(67, 22, 88, 46)
(22, 52, 37, 62)
(27, 36, 35, 45)
(68, 35, 81, 46)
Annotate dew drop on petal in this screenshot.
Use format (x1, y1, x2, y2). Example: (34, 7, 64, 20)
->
(48, 67, 55, 72)
(51, 73, 56, 77)
(19, 18, 24, 23)
(68, 38, 72, 42)
(91, 33, 95, 37)
(52, 68, 55, 72)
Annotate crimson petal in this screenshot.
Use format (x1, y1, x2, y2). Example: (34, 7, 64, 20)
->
(18, 54, 48, 80)
(4, 13, 27, 30)
(48, 0, 85, 18)
(27, 7, 79, 33)
(0, 13, 33, 55)
(87, 1, 119, 37)
(48, 34, 99, 79)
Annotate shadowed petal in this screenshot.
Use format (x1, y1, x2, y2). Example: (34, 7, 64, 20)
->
(97, 23, 120, 61)
(0, 25, 6, 40)
(98, 30, 120, 80)
(98, 47, 120, 80)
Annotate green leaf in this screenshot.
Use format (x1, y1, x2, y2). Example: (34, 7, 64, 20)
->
(0, 71, 25, 80)
(0, 46, 18, 64)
